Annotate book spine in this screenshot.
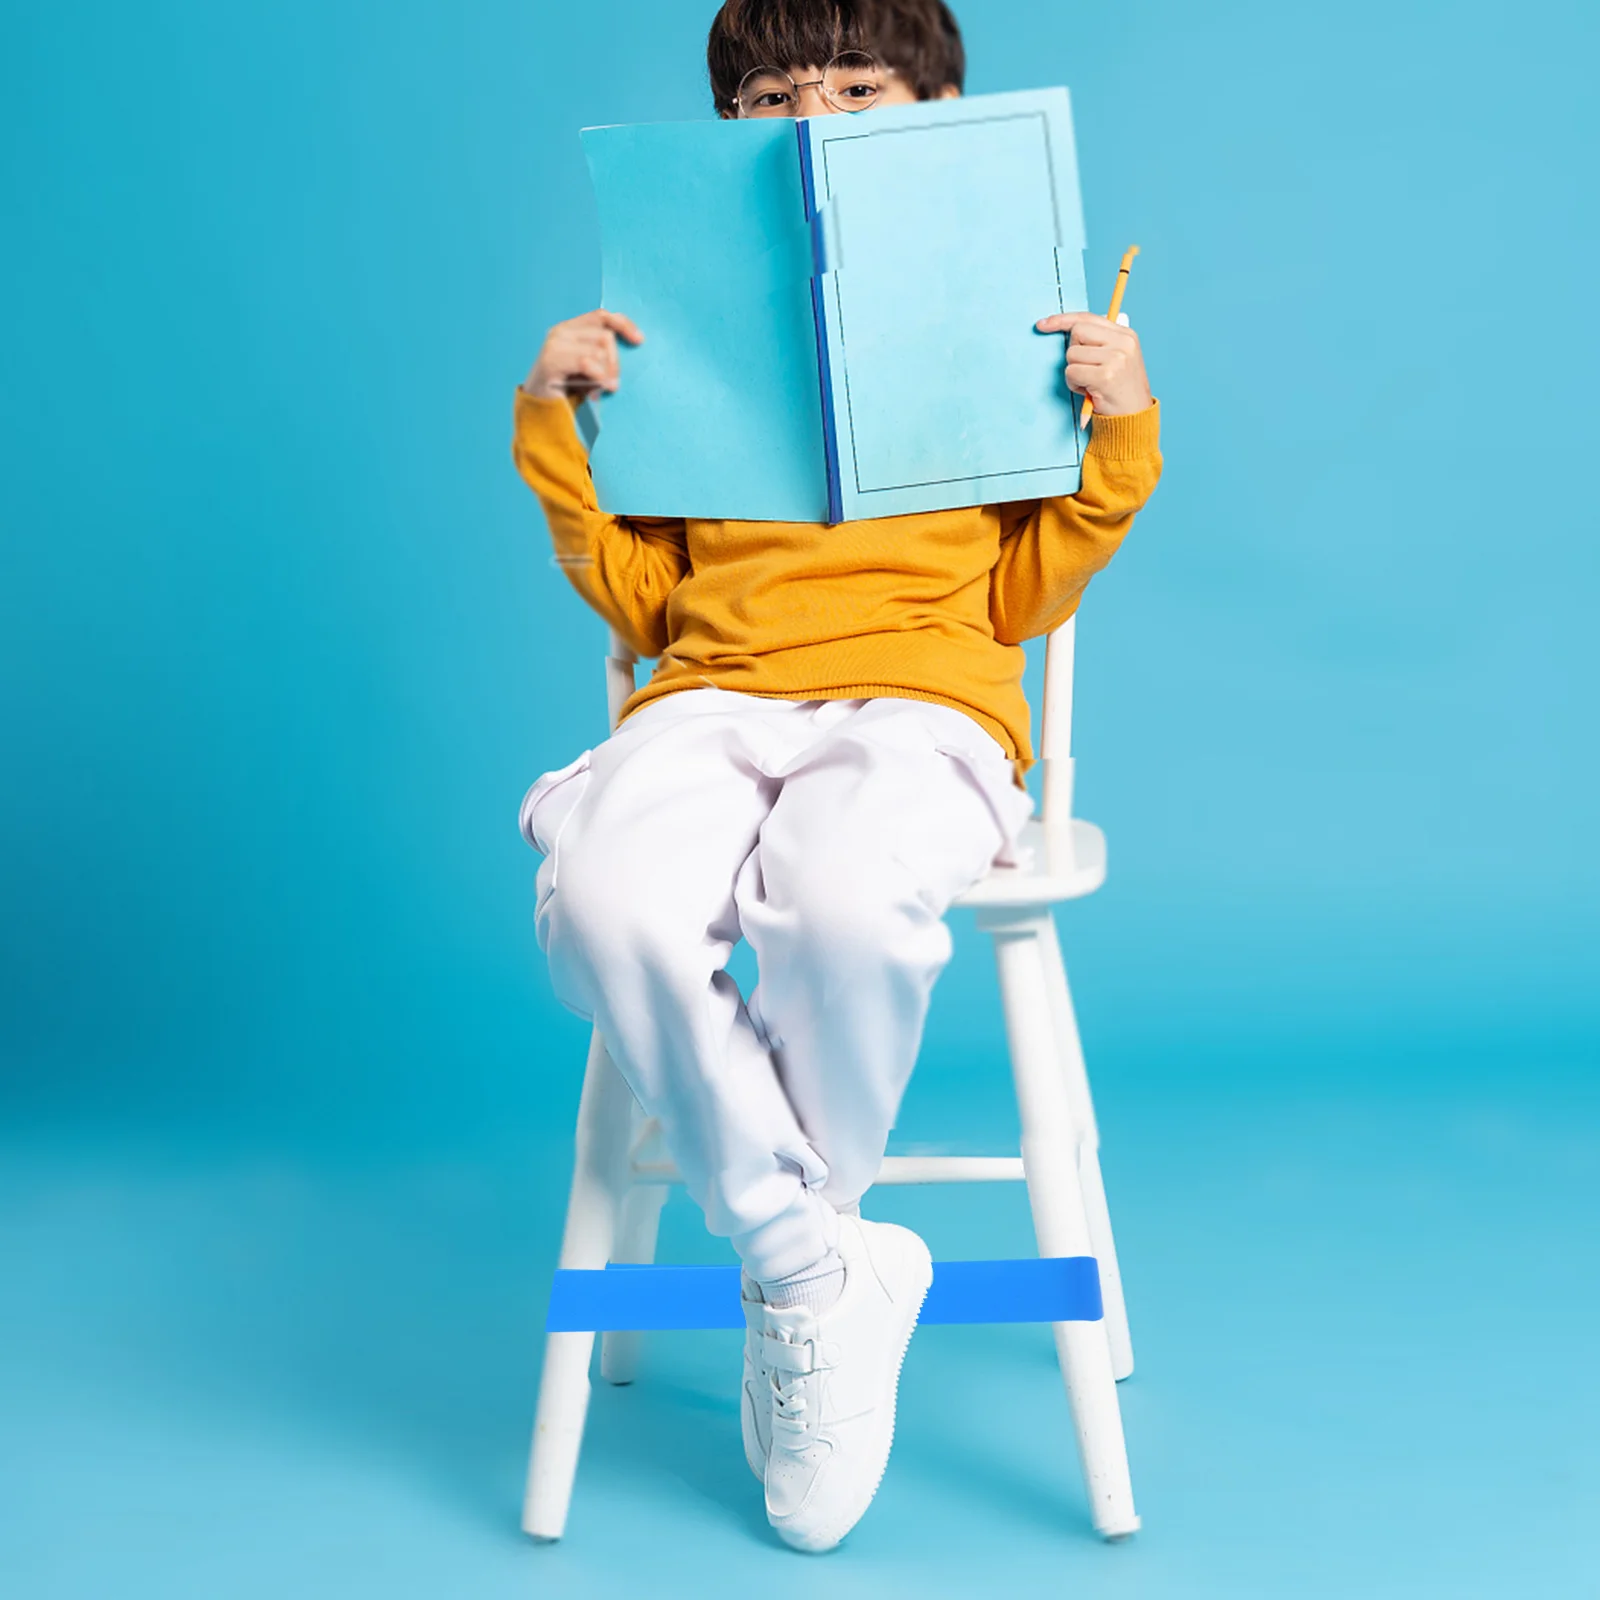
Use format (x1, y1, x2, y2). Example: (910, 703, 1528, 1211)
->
(796, 120, 844, 525)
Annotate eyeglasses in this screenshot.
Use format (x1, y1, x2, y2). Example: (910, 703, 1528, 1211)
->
(734, 52, 893, 118)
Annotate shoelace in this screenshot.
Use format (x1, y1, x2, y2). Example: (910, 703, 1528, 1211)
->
(770, 1368, 811, 1438)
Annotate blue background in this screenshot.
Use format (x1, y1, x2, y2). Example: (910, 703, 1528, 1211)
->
(4, 1, 1597, 1595)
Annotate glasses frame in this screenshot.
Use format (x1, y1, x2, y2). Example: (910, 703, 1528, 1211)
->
(732, 52, 897, 119)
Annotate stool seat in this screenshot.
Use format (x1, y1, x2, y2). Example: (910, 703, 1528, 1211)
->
(953, 818, 1106, 910)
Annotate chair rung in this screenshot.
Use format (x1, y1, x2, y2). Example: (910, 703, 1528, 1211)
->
(878, 1156, 1026, 1184)
(628, 1154, 1025, 1185)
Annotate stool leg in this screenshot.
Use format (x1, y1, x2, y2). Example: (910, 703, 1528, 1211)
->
(1074, 1143, 1132, 1381)
(1038, 916, 1134, 1381)
(523, 1029, 633, 1542)
(991, 917, 1139, 1540)
(599, 1182, 669, 1385)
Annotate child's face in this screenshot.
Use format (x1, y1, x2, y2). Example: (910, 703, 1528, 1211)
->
(724, 54, 956, 120)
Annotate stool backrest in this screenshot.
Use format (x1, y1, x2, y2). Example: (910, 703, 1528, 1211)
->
(1038, 618, 1077, 829)
(603, 615, 1079, 825)
(603, 630, 637, 734)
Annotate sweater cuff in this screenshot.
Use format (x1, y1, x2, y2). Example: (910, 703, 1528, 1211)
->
(513, 386, 586, 448)
(1085, 398, 1161, 461)
(511, 385, 604, 513)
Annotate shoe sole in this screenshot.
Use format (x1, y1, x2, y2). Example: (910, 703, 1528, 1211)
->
(771, 1236, 934, 1554)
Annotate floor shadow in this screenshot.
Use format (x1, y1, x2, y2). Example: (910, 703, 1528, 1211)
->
(584, 1369, 776, 1544)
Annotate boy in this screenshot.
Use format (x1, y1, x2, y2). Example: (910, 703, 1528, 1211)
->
(514, 0, 1160, 1552)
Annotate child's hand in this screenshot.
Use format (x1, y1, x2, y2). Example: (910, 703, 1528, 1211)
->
(1033, 311, 1153, 417)
(522, 309, 645, 401)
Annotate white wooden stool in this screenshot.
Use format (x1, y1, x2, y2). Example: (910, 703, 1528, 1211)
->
(524, 617, 1138, 1542)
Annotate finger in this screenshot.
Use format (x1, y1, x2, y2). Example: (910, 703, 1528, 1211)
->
(1048, 322, 1138, 357)
(1063, 359, 1126, 395)
(591, 308, 645, 345)
(548, 325, 602, 364)
(1065, 362, 1116, 395)
(569, 352, 618, 392)
(1039, 317, 1141, 361)
(565, 329, 622, 378)
(1035, 311, 1114, 336)
(572, 327, 620, 362)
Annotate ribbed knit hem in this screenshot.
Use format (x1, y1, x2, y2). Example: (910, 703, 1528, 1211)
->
(512, 385, 584, 436)
(1085, 398, 1161, 461)
(620, 678, 1019, 762)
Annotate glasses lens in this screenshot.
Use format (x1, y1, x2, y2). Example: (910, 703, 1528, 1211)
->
(737, 67, 799, 117)
(823, 52, 886, 111)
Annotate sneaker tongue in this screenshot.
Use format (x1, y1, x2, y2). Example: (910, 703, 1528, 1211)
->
(761, 1303, 818, 1339)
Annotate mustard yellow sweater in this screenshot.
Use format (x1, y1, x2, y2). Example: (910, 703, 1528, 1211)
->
(512, 389, 1162, 763)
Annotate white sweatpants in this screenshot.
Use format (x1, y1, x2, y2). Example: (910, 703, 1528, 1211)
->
(520, 689, 1033, 1282)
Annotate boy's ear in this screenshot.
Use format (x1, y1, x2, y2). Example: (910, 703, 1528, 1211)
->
(937, 84, 961, 99)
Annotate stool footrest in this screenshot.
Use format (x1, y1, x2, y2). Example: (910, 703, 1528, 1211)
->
(629, 1154, 1027, 1185)
(546, 1256, 1102, 1331)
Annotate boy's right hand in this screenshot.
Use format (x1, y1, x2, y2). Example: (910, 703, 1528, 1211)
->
(521, 309, 645, 401)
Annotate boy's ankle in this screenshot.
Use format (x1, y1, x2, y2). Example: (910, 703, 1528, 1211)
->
(756, 1250, 846, 1315)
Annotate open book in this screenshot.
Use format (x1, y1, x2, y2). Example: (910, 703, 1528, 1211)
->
(578, 88, 1089, 524)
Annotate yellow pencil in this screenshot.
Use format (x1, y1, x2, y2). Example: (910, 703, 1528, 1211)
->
(1078, 245, 1140, 430)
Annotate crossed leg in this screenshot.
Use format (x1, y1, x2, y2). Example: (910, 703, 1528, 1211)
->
(530, 692, 1028, 1280)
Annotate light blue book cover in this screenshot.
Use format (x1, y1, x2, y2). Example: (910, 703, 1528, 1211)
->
(579, 89, 1088, 524)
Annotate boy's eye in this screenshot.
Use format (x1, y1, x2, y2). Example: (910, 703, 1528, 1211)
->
(737, 70, 800, 115)
(823, 51, 886, 108)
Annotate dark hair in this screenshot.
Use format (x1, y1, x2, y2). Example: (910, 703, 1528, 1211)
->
(707, 0, 965, 116)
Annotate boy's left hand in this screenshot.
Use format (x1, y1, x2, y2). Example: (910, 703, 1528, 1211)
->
(1034, 311, 1153, 417)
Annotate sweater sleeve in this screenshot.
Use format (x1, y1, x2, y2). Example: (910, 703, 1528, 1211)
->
(510, 388, 689, 659)
(988, 401, 1163, 646)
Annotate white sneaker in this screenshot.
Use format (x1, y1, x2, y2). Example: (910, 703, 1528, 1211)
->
(756, 1215, 933, 1552)
(740, 1204, 875, 1483)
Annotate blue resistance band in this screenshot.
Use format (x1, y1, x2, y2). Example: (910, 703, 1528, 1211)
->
(546, 1256, 1102, 1332)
